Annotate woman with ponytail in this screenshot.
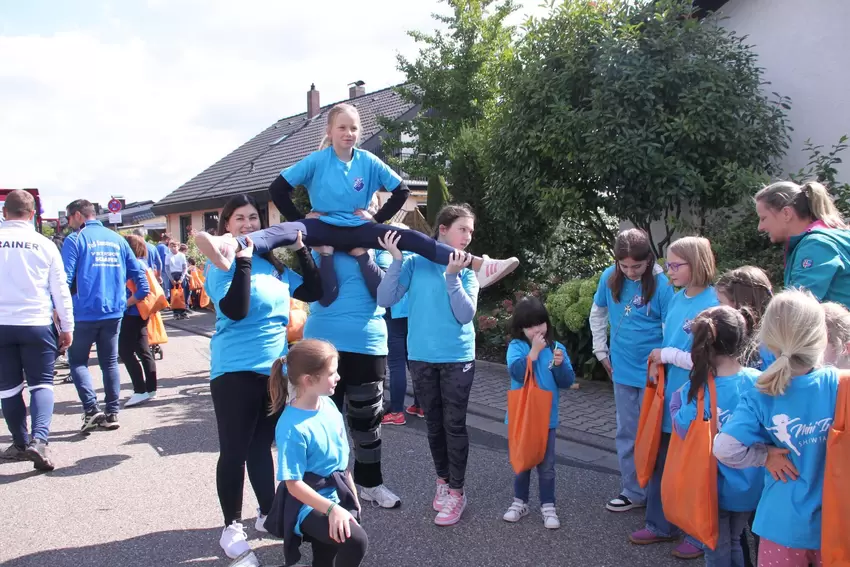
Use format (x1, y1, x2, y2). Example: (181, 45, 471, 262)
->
(755, 180, 850, 308)
(194, 103, 519, 289)
(715, 289, 842, 565)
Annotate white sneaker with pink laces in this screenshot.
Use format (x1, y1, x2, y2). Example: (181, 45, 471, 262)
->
(475, 255, 520, 289)
(434, 488, 467, 526)
(433, 478, 450, 511)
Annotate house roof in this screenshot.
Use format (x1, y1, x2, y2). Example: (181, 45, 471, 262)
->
(152, 85, 420, 216)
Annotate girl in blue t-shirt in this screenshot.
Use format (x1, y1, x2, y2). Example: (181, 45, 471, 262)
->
(376, 204, 480, 527)
(633, 236, 718, 560)
(503, 297, 575, 529)
(715, 266, 775, 372)
(669, 306, 762, 567)
(271, 339, 368, 567)
(195, 104, 518, 289)
(590, 228, 674, 513)
(204, 195, 323, 560)
(715, 289, 842, 566)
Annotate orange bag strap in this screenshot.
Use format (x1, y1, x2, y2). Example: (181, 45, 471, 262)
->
(700, 374, 719, 437)
(646, 361, 666, 395)
(524, 356, 538, 388)
(835, 371, 850, 431)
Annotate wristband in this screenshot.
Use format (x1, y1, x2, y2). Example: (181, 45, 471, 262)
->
(326, 502, 336, 516)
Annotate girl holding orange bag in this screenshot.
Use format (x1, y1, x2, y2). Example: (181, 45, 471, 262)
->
(670, 306, 763, 566)
(502, 297, 575, 529)
(715, 290, 842, 566)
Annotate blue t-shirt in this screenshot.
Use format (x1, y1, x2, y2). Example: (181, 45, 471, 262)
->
(375, 249, 410, 318)
(282, 147, 402, 228)
(722, 366, 841, 549)
(399, 255, 478, 363)
(145, 242, 163, 274)
(276, 397, 350, 536)
(673, 367, 763, 512)
(506, 339, 575, 428)
(304, 252, 387, 356)
(593, 265, 674, 387)
(205, 257, 303, 379)
(661, 287, 719, 432)
(753, 344, 776, 372)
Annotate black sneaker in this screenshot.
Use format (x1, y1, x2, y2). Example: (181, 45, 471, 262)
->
(1, 443, 28, 461)
(606, 494, 644, 512)
(100, 413, 120, 430)
(25, 439, 55, 471)
(81, 408, 105, 432)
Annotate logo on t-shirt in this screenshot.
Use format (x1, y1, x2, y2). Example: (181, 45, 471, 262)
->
(353, 177, 365, 192)
(633, 294, 645, 307)
(767, 413, 832, 456)
(801, 258, 813, 269)
(683, 318, 694, 334)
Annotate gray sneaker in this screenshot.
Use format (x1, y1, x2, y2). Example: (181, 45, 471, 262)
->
(1, 443, 28, 461)
(81, 409, 105, 432)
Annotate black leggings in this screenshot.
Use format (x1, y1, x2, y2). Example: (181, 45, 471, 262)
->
(118, 314, 157, 394)
(210, 371, 280, 526)
(240, 219, 455, 265)
(301, 510, 368, 567)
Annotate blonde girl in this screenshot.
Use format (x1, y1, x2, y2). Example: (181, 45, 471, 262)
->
(823, 301, 850, 368)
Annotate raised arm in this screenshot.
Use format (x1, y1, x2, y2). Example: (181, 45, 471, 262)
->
(353, 251, 384, 298)
(268, 175, 306, 222)
(291, 247, 323, 303)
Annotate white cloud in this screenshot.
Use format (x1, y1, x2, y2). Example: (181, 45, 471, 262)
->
(0, 0, 546, 218)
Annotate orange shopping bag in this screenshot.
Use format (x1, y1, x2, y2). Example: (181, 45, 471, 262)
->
(635, 361, 666, 488)
(822, 372, 850, 566)
(507, 357, 553, 474)
(287, 298, 308, 344)
(146, 311, 168, 345)
(127, 268, 169, 320)
(661, 376, 720, 550)
(170, 283, 186, 310)
(189, 269, 203, 292)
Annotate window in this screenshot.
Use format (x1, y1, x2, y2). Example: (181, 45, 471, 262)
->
(203, 211, 219, 233)
(179, 215, 191, 243)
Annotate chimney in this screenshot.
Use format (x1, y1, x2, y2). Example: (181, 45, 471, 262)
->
(307, 83, 320, 119)
(348, 80, 366, 99)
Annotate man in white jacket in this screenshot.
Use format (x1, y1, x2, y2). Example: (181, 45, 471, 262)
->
(0, 190, 74, 471)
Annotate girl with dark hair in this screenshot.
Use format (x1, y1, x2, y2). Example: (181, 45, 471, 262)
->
(204, 194, 323, 560)
(670, 306, 763, 567)
(376, 203, 480, 526)
(502, 296, 574, 529)
(589, 228, 674, 513)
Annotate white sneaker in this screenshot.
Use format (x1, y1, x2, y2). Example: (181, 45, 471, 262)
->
(147, 391, 158, 400)
(475, 255, 520, 289)
(195, 231, 237, 272)
(541, 504, 560, 529)
(359, 484, 401, 509)
(503, 498, 529, 522)
(124, 392, 150, 408)
(219, 521, 251, 559)
(255, 508, 267, 533)
(433, 479, 450, 511)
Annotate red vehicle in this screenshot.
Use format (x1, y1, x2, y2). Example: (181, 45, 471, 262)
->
(0, 188, 45, 233)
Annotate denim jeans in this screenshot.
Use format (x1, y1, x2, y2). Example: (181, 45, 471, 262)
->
(613, 383, 645, 503)
(385, 314, 417, 413)
(705, 509, 751, 567)
(514, 428, 557, 505)
(69, 318, 122, 415)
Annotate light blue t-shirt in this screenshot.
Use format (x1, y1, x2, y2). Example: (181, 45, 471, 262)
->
(276, 397, 350, 536)
(400, 255, 479, 363)
(375, 249, 410, 319)
(304, 251, 387, 356)
(593, 265, 674, 388)
(205, 257, 303, 379)
(722, 366, 841, 550)
(506, 339, 576, 428)
(282, 147, 402, 228)
(662, 287, 719, 432)
(673, 367, 763, 512)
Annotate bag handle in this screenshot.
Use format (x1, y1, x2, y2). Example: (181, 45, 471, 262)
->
(697, 373, 720, 437)
(524, 356, 538, 388)
(646, 360, 666, 394)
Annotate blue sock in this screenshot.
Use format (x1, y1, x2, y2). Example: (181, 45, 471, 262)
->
(1, 394, 30, 446)
(29, 387, 55, 442)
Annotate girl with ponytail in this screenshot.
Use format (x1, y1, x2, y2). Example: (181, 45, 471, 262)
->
(715, 289, 843, 565)
(669, 306, 762, 566)
(755, 180, 850, 308)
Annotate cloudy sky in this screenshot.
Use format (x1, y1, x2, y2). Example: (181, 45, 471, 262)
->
(0, 0, 545, 219)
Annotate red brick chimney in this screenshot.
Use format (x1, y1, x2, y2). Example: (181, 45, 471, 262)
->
(348, 80, 365, 99)
(307, 83, 320, 119)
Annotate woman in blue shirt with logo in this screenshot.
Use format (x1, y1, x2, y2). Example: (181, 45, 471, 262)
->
(204, 195, 323, 560)
(715, 289, 841, 566)
(195, 104, 518, 289)
(590, 228, 674, 513)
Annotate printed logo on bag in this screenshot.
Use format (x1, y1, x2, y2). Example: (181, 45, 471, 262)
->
(353, 177, 365, 192)
(632, 294, 645, 307)
(801, 258, 813, 269)
(683, 318, 694, 334)
(767, 413, 833, 456)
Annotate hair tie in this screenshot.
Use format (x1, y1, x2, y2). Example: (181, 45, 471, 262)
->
(777, 353, 790, 362)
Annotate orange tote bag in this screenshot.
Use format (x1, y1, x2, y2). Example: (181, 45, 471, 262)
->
(170, 283, 186, 310)
(635, 362, 666, 488)
(287, 298, 308, 344)
(127, 268, 169, 320)
(146, 311, 168, 345)
(507, 357, 553, 474)
(822, 372, 850, 566)
(661, 377, 720, 550)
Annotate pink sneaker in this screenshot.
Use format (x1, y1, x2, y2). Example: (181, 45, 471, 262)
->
(671, 540, 704, 559)
(629, 528, 677, 545)
(381, 412, 406, 426)
(432, 478, 449, 511)
(434, 488, 466, 526)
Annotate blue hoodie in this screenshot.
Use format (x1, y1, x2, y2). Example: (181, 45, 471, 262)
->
(62, 220, 149, 321)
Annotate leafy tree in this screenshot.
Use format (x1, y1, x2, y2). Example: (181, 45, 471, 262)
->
(486, 0, 790, 257)
(426, 174, 450, 225)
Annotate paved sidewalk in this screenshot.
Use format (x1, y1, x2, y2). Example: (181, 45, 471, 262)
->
(166, 309, 619, 453)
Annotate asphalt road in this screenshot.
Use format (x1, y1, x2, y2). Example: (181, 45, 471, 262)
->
(1, 329, 684, 567)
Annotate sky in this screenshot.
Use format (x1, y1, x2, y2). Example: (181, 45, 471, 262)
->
(0, 0, 548, 219)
